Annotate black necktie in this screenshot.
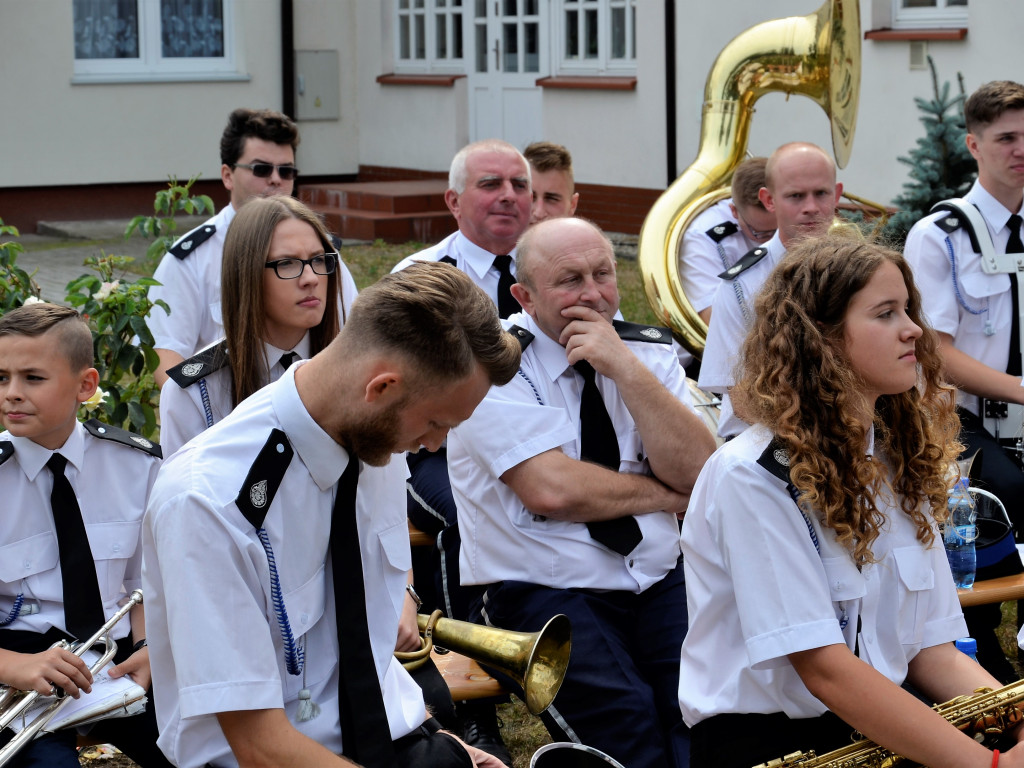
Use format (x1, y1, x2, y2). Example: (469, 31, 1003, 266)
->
(331, 457, 395, 767)
(493, 254, 518, 319)
(46, 453, 105, 641)
(279, 351, 299, 370)
(1006, 215, 1023, 377)
(574, 362, 643, 556)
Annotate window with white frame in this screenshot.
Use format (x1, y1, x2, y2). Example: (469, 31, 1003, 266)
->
(558, 0, 635, 74)
(73, 0, 240, 82)
(395, 0, 465, 73)
(892, 0, 967, 29)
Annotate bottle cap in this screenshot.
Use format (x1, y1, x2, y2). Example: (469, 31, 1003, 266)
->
(955, 637, 978, 655)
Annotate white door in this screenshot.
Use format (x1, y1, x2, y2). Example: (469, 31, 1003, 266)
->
(467, 0, 546, 150)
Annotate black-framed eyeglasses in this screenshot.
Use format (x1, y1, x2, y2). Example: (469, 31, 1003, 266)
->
(736, 210, 776, 242)
(234, 162, 299, 181)
(265, 253, 338, 279)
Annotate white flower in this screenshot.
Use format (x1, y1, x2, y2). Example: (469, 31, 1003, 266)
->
(83, 388, 107, 411)
(92, 280, 120, 301)
(22, 296, 44, 305)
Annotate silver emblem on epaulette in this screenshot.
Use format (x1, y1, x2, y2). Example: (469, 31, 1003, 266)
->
(250, 479, 268, 508)
(773, 448, 790, 466)
(182, 363, 204, 377)
(640, 327, 663, 340)
(714, 225, 725, 235)
(726, 265, 740, 275)
(130, 436, 153, 449)
(946, 217, 958, 227)
(181, 240, 193, 251)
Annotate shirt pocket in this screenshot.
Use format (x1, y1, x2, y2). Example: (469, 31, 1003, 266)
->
(378, 520, 412, 617)
(959, 272, 1010, 334)
(280, 564, 326, 697)
(893, 545, 935, 647)
(821, 555, 865, 645)
(85, 521, 141, 598)
(0, 532, 58, 588)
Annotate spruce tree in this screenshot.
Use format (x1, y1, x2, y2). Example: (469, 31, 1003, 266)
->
(882, 57, 976, 246)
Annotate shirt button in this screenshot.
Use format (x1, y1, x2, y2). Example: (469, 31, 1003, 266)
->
(636, 452, 643, 462)
(23, 560, 31, 570)
(628, 559, 635, 568)
(301, 613, 309, 625)
(112, 543, 121, 553)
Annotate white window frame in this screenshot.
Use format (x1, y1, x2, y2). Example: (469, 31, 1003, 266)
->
(556, 0, 636, 76)
(394, 0, 467, 75)
(73, 0, 244, 84)
(892, 0, 968, 29)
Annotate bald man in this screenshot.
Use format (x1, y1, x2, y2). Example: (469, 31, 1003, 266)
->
(698, 142, 842, 438)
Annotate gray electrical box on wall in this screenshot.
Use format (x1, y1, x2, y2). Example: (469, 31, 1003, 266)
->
(295, 50, 340, 121)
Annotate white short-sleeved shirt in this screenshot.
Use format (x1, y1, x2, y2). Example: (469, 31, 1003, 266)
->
(448, 312, 696, 594)
(392, 231, 517, 306)
(143, 364, 424, 768)
(904, 181, 1022, 417)
(149, 206, 359, 359)
(0, 421, 160, 643)
(679, 198, 757, 314)
(158, 335, 313, 456)
(697, 232, 786, 438)
(678, 426, 967, 726)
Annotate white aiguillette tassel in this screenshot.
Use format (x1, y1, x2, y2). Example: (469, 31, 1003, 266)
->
(297, 687, 321, 722)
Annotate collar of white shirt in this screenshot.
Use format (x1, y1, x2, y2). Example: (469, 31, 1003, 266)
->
(6, 420, 86, 481)
(454, 231, 517, 285)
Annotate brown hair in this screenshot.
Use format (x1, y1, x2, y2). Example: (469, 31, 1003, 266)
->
(220, 108, 300, 167)
(964, 81, 1024, 135)
(732, 236, 961, 565)
(524, 141, 575, 186)
(340, 262, 521, 389)
(0, 303, 93, 373)
(730, 157, 768, 209)
(221, 196, 342, 407)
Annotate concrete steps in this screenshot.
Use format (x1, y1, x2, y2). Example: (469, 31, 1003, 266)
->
(299, 179, 455, 244)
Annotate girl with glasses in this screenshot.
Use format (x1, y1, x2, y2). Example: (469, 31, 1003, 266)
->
(159, 196, 351, 455)
(678, 237, 1022, 768)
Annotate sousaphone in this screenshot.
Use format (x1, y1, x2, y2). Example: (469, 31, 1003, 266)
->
(637, 0, 861, 357)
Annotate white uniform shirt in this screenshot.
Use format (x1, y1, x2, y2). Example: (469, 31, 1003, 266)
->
(448, 312, 695, 594)
(679, 198, 757, 314)
(392, 231, 517, 305)
(158, 334, 313, 456)
(143, 364, 424, 768)
(0, 421, 159, 642)
(904, 181, 1021, 416)
(149, 205, 359, 359)
(678, 426, 967, 726)
(698, 231, 787, 438)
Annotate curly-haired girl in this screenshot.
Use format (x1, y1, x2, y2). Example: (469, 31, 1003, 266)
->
(678, 237, 1021, 768)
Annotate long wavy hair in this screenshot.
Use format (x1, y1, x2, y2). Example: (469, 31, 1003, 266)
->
(221, 196, 342, 407)
(731, 237, 961, 564)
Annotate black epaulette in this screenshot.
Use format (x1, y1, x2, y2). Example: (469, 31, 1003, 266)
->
(0, 441, 13, 467)
(930, 203, 983, 255)
(439, 255, 457, 266)
(706, 221, 739, 243)
(507, 324, 535, 351)
(756, 437, 792, 485)
(234, 429, 294, 529)
(84, 419, 162, 459)
(612, 319, 671, 344)
(168, 222, 217, 260)
(718, 246, 769, 280)
(166, 340, 229, 389)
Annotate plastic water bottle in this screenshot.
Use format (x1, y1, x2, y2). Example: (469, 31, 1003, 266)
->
(944, 479, 977, 589)
(955, 637, 978, 661)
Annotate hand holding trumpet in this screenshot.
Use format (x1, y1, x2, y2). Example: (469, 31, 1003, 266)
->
(0, 646, 93, 699)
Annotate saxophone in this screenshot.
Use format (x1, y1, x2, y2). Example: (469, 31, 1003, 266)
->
(751, 680, 1024, 768)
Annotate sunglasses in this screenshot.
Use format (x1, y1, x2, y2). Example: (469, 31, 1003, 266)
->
(265, 253, 338, 280)
(233, 162, 299, 181)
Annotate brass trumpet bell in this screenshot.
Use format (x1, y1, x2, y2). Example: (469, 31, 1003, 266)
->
(399, 612, 571, 716)
(638, 0, 862, 357)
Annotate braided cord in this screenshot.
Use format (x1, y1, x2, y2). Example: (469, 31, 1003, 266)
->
(257, 528, 304, 676)
(0, 594, 24, 626)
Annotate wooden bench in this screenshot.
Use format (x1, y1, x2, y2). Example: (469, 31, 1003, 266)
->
(958, 573, 1024, 608)
(409, 519, 433, 547)
(430, 649, 506, 701)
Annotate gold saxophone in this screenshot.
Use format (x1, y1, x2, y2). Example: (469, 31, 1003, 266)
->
(751, 680, 1024, 768)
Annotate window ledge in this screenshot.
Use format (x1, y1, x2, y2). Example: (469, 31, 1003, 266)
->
(864, 27, 967, 41)
(536, 76, 637, 91)
(376, 73, 465, 87)
(71, 72, 250, 85)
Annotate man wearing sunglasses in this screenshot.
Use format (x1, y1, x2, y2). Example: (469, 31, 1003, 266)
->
(148, 108, 358, 387)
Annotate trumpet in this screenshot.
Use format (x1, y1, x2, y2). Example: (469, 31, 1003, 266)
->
(396, 610, 571, 715)
(0, 589, 144, 766)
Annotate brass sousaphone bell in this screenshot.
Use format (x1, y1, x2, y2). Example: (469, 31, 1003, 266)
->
(638, 0, 862, 358)
(397, 611, 571, 716)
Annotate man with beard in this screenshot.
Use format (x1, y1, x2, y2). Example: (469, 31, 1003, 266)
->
(141, 263, 521, 768)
